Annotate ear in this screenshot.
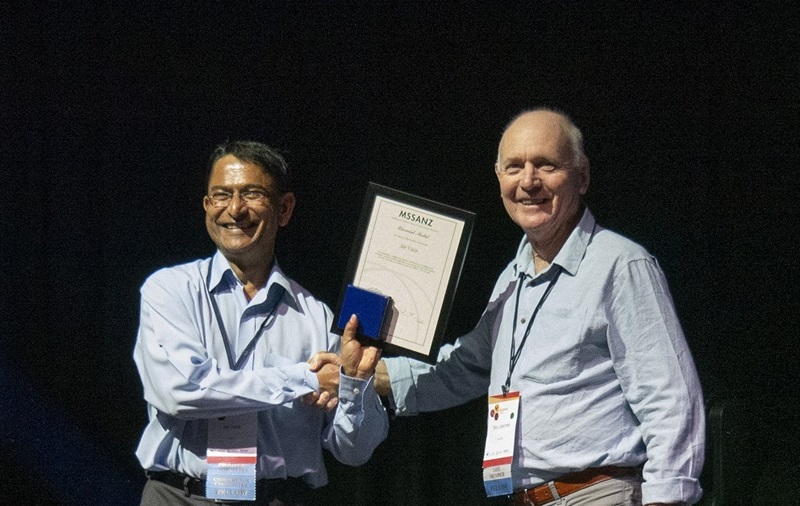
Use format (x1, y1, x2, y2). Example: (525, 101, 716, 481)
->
(203, 195, 212, 212)
(278, 192, 296, 227)
(578, 160, 591, 196)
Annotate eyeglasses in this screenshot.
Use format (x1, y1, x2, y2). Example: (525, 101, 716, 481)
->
(207, 189, 272, 208)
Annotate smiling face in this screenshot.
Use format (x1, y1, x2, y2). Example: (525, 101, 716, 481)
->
(495, 111, 590, 246)
(203, 154, 295, 267)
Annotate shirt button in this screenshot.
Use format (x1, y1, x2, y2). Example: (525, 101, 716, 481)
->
(520, 318, 527, 324)
(353, 388, 360, 395)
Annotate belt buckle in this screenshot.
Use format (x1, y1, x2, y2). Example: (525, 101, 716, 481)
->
(508, 488, 537, 506)
(182, 475, 193, 497)
(522, 488, 538, 506)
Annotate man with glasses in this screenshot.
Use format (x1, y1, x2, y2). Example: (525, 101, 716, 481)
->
(315, 108, 705, 505)
(133, 141, 388, 505)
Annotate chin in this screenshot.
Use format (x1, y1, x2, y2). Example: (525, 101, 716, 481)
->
(220, 241, 256, 254)
(514, 212, 549, 228)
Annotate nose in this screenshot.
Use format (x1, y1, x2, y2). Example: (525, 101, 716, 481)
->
(226, 192, 249, 217)
(519, 162, 541, 189)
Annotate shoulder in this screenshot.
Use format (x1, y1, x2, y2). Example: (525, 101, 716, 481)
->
(577, 226, 666, 287)
(590, 227, 654, 264)
(585, 228, 672, 294)
(141, 257, 210, 295)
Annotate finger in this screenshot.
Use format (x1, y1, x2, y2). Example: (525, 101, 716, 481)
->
(315, 391, 330, 408)
(308, 352, 341, 371)
(325, 397, 339, 412)
(342, 314, 359, 345)
(360, 342, 381, 361)
(359, 345, 382, 372)
(365, 344, 382, 361)
(302, 392, 320, 405)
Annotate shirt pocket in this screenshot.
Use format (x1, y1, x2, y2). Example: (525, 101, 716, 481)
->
(262, 352, 295, 368)
(517, 306, 588, 384)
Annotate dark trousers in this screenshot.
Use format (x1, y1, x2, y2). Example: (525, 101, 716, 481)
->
(140, 473, 309, 506)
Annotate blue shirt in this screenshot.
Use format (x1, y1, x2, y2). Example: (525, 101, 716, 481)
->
(134, 251, 388, 488)
(385, 209, 705, 504)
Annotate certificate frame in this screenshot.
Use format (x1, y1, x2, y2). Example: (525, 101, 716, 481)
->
(333, 182, 474, 363)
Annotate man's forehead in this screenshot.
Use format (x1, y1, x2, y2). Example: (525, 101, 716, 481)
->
(499, 118, 569, 157)
(208, 157, 273, 186)
(504, 111, 566, 138)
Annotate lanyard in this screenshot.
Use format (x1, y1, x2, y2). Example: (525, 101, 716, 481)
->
(206, 264, 279, 370)
(503, 265, 563, 395)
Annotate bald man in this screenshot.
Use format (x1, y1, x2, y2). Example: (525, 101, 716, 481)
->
(323, 108, 705, 505)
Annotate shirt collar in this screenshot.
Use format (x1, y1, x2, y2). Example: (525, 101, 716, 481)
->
(513, 208, 597, 279)
(207, 250, 294, 306)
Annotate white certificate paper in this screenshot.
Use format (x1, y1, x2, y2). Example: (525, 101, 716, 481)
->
(336, 184, 473, 362)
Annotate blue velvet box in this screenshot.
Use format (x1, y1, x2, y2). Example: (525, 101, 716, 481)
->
(337, 284, 391, 339)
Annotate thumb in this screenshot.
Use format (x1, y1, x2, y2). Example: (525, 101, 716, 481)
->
(342, 314, 359, 345)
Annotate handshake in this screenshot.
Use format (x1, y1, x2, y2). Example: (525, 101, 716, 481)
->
(304, 314, 390, 410)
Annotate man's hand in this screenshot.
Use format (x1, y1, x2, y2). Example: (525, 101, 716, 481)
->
(305, 315, 381, 410)
(306, 349, 341, 411)
(340, 314, 382, 379)
(373, 359, 391, 397)
(304, 359, 340, 411)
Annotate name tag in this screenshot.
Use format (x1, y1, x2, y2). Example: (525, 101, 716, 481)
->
(207, 413, 258, 501)
(482, 391, 520, 496)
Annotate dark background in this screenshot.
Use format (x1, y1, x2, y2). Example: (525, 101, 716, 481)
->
(2, 2, 798, 505)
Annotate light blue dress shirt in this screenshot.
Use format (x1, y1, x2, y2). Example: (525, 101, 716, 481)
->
(385, 209, 705, 504)
(134, 251, 388, 488)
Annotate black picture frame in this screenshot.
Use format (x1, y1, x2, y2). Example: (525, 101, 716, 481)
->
(333, 182, 475, 364)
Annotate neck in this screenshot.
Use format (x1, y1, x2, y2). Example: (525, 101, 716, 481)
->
(531, 249, 551, 274)
(225, 254, 273, 301)
(527, 210, 582, 271)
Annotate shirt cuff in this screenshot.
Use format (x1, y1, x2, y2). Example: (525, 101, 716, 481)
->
(337, 368, 374, 404)
(383, 357, 418, 415)
(297, 362, 320, 392)
(642, 477, 703, 505)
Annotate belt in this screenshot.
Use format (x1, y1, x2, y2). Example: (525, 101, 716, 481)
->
(509, 466, 640, 506)
(146, 470, 310, 501)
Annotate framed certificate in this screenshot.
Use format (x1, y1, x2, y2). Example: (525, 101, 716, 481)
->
(333, 183, 474, 363)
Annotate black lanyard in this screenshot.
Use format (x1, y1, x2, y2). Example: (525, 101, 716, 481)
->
(206, 264, 279, 370)
(503, 265, 563, 395)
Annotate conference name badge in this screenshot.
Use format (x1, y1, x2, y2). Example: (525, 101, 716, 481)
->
(207, 413, 258, 501)
(482, 391, 520, 497)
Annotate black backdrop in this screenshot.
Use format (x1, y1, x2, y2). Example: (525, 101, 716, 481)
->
(2, 2, 798, 504)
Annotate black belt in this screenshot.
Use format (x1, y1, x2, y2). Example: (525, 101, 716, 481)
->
(146, 470, 310, 502)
